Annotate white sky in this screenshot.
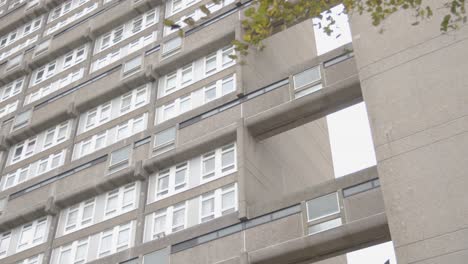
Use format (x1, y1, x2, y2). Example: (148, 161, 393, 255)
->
(313, 5, 398, 264)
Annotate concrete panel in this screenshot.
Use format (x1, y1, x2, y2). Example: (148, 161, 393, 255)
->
(344, 188, 385, 222)
(171, 231, 244, 264)
(178, 105, 241, 146)
(377, 132, 468, 247)
(241, 118, 334, 219)
(245, 214, 303, 252)
(242, 18, 317, 93)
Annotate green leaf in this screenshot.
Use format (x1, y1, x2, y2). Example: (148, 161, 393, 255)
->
(200, 5, 211, 16)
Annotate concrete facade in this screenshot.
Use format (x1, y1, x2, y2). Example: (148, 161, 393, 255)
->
(0, 0, 459, 263)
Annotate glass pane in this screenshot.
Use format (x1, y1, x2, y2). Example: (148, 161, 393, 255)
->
(308, 217, 342, 235)
(306, 193, 339, 222)
(222, 78, 234, 95)
(293, 67, 321, 89)
(222, 191, 235, 212)
(155, 127, 176, 147)
(59, 248, 72, 263)
(221, 149, 235, 172)
(202, 197, 214, 216)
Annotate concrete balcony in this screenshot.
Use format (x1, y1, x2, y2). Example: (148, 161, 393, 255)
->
(90, 0, 161, 37)
(0, 52, 31, 84)
(165, 167, 389, 264)
(5, 62, 156, 145)
(29, 20, 93, 69)
(154, 10, 238, 76)
(0, 157, 146, 231)
(0, 0, 51, 36)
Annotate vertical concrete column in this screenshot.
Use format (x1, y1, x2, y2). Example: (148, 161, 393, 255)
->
(43, 197, 59, 264)
(350, 5, 468, 264)
(134, 161, 149, 246)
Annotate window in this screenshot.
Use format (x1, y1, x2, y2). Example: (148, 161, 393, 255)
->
(293, 66, 322, 99)
(155, 162, 188, 200)
(142, 248, 169, 264)
(2, 151, 65, 191)
(109, 145, 132, 173)
(46, 3, 99, 35)
(150, 202, 187, 239)
(58, 238, 89, 264)
(104, 183, 137, 218)
(201, 152, 215, 180)
(64, 199, 96, 234)
(123, 56, 142, 76)
(17, 218, 48, 251)
(25, 69, 85, 105)
(159, 46, 235, 98)
(0, 16, 42, 51)
(0, 78, 24, 102)
(171, 202, 186, 232)
(294, 84, 322, 99)
(31, 45, 87, 86)
(204, 53, 217, 75)
(74, 114, 147, 160)
(83, 102, 112, 132)
(11, 137, 36, 164)
(162, 37, 182, 56)
(200, 184, 237, 223)
(95, 8, 158, 53)
(166, 0, 202, 16)
(119, 86, 148, 115)
(306, 192, 340, 222)
(153, 127, 176, 155)
(17, 254, 43, 264)
(98, 223, 133, 257)
(0, 101, 18, 118)
(91, 32, 156, 72)
(0, 232, 11, 258)
(12, 110, 31, 131)
(308, 218, 342, 235)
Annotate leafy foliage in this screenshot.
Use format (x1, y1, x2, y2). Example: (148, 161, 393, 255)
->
(169, 0, 466, 57)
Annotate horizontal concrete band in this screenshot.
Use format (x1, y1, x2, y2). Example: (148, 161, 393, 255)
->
(248, 213, 390, 264)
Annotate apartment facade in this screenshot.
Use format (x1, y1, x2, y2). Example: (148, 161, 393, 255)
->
(0, 0, 464, 264)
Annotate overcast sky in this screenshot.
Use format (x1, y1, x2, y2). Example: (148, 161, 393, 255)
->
(313, 5, 398, 264)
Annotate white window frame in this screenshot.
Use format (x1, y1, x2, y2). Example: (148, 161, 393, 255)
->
(155, 161, 189, 201)
(201, 143, 236, 183)
(98, 222, 133, 258)
(63, 198, 96, 234)
(58, 238, 89, 264)
(199, 183, 237, 223)
(150, 201, 187, 240)
(0, 78, 24, 102)
(16, 218, 48, 252)
(95, 8, 158, 54)
(159, 46, 235, 98)
(104, 183, 137, 219)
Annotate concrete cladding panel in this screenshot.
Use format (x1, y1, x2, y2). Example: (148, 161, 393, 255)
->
(170, 231, 243, 264)
(241, 117, 334, 218)
(242, 18, 317, 93)
(351, 2, 468, 263)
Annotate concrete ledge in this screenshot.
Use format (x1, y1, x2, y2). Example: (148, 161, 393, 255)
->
(90, 0, 161, 37)
(54, 165, 138, 208)
(75, 65, 155, 112)
(246, 166, 379, 219)
(143, 122, 238, 173)
(0, 1, 49, 36)
(0, 58, 31, 84)
(29, 24, 93, 69)
(6, 103, 78, 145)
(0, 197, 52, 231)
(245, 74, 362, 139)
(248, 213, 390, 264)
